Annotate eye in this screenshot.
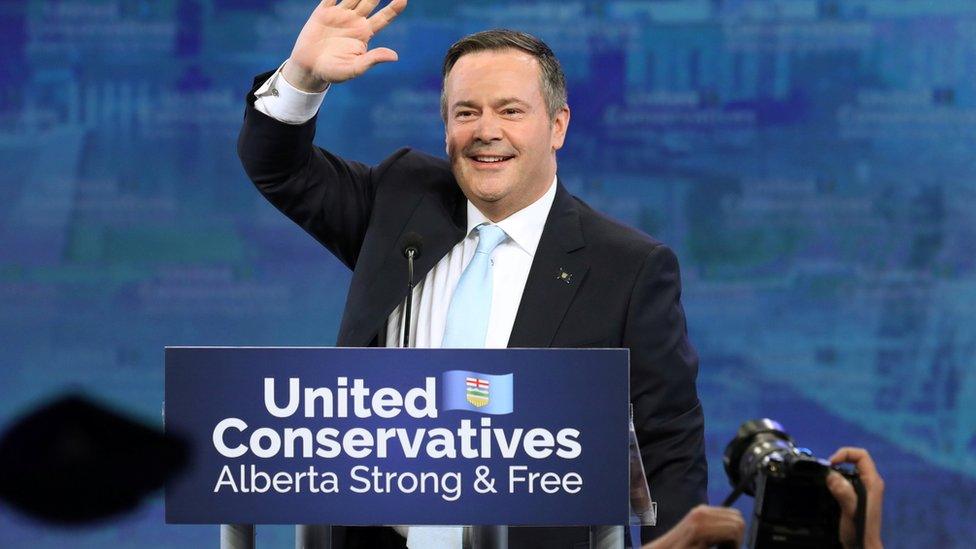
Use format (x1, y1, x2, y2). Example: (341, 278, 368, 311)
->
(455, 110, 475, 119)
(502, 108, 523, 116)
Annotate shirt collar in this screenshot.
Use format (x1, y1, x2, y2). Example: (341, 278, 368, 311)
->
(465, 174, 558, 258)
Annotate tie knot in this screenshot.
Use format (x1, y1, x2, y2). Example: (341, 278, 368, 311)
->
(475, 224, 507, 254)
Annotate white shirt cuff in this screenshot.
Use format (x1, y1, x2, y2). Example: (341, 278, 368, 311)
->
(253, 61, 328, 125)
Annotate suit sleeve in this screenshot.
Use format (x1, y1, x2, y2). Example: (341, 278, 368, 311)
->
(237, 70, 406, 269)
(624, 244, 708, 540)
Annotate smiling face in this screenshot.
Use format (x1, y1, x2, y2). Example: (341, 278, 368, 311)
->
(444, 48, 570, 222)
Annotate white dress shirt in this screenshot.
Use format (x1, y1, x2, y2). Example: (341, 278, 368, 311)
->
(254, 65, 558, 547)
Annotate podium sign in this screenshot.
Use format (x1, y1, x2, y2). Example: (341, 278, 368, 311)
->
(165, 347, 629, 525)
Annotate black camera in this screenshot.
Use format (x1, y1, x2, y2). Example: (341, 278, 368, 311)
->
(723, 419, 862, 548)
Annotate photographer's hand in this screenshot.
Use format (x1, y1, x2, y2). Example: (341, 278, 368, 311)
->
(827, 447, 885, 549)
(642, 505, 745, 549)
(282, 0, 407, 92)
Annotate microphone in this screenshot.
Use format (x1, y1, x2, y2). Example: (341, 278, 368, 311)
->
(400, 232, 423, 347)
(402, 231, 423, 261)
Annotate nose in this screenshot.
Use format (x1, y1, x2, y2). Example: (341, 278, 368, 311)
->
(472, 112, 502, 143)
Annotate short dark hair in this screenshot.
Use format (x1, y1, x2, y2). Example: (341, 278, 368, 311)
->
(441, 29, 568, 121)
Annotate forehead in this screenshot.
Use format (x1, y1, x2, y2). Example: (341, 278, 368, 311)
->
(445, 48, 544, 104)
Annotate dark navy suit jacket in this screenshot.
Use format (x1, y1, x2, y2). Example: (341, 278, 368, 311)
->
(238, 71, 707, 547)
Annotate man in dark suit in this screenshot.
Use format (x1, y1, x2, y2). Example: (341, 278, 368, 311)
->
(238, 0, 706, 546)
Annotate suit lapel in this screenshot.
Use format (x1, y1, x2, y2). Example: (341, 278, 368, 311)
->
(508, 183, 589, 348)
(340, 187, 465, 347)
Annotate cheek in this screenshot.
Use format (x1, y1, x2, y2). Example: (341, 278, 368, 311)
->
(446, 128, 469, 154)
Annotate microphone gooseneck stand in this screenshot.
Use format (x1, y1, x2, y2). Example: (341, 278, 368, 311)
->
(400, 232, 423, 348)
(402, 246, 417, 347)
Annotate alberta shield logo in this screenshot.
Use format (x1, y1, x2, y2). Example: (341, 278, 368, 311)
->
(441, 370, 513, 414)
(466, 377, 490, 407)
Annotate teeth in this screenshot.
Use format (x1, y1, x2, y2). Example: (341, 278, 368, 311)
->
(474, 156, 508, 163)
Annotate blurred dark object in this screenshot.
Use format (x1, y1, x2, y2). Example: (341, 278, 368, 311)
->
(723, 418, 863, 549)
(0, 394, 187, 524)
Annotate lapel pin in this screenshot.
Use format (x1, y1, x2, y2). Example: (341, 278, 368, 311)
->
(556, 268, 574, 285)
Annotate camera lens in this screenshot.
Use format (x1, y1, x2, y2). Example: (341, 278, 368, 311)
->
(723, 418, 795, 496)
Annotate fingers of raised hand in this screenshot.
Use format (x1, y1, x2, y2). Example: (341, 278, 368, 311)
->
(309, 0, 366, 32)
(368, 0, 407, 34)
(358, 47, 399, 71)
(354, 0, 381, 16)
(333, 0, 379, 22)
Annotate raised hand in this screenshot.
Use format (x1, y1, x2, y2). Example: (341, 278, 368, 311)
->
(282, 0, 408, 92)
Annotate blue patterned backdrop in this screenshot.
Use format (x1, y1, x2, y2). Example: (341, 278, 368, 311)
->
(1, 0, 974, 547)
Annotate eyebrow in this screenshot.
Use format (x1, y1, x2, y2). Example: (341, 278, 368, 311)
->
(451, 98, 531, 111)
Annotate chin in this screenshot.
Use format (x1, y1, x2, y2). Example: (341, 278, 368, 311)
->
(458, 179, 508, 203)
(473, 182, 512, 202)
(465, 189, 502, 206)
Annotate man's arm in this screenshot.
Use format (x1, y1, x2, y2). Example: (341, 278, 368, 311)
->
(625, 244, 708, 538)
(236, 0, 408, 268)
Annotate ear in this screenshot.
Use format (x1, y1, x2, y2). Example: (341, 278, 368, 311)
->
(550, 105, 571, 151)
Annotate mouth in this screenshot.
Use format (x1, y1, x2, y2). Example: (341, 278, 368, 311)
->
(467, 154, 515, 168)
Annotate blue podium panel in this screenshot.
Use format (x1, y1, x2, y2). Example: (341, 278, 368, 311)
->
(164, 347, 629, 526)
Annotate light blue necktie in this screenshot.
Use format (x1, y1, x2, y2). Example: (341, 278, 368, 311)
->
(441, 223, 508, 348)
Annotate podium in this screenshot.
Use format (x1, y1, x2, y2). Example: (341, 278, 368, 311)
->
(165, 347, 632, 548)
